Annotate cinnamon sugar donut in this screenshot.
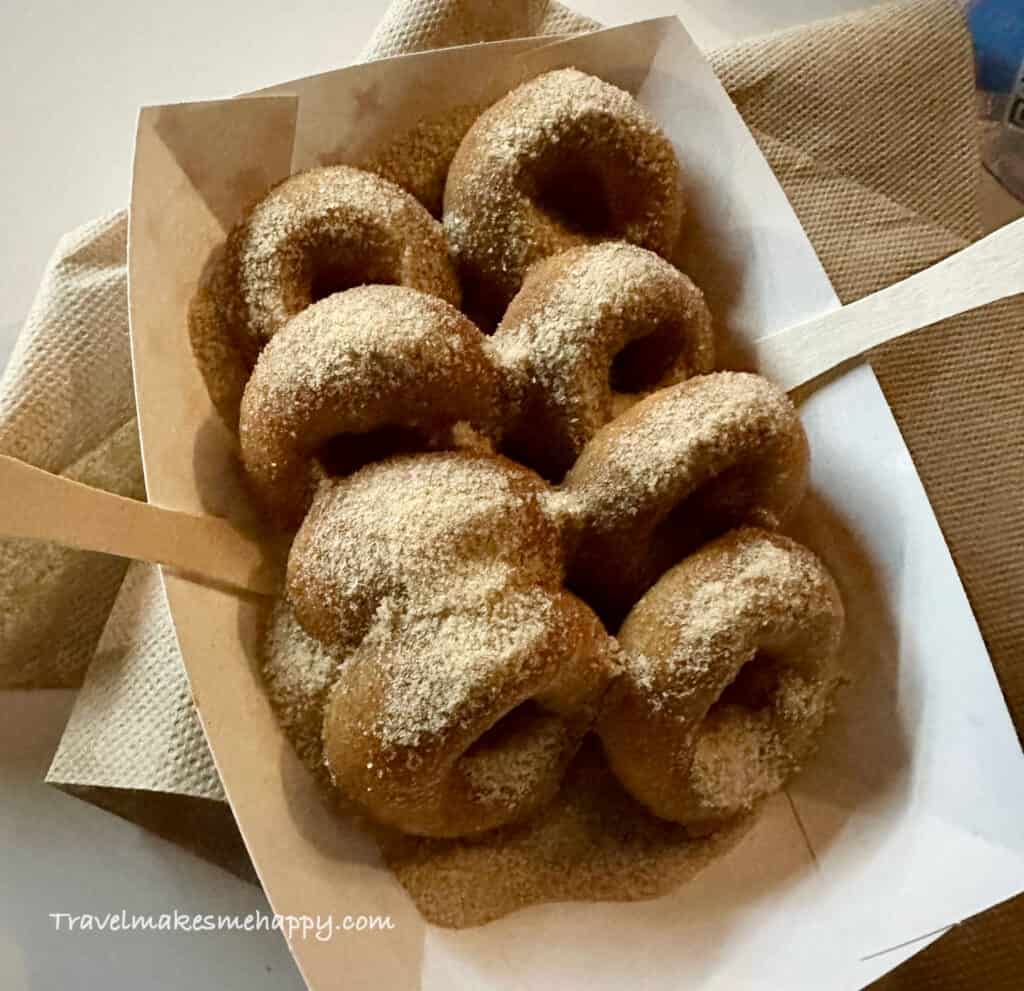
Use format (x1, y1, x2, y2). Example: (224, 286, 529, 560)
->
(359, 105, 483, 217)
(324, 587, 614, 837)
(238, 286, 500, 527)
(190, 165, 459, 427)
(599, 528, 844, 831)
(560, 372, 809, 622)
(444, 69, 685, 326)
(492, 243, 713, 479)
(287, 451, 615, 837)
(287, 452, 562, 648)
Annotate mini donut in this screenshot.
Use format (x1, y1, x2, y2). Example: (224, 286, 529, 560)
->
(444, 68, 685, 326)
(287, 451, 615, 837)
(492, 242, 714, 479)
(358, 104, 483, 217)
(287, 452, 563, 648)
(598, 527, 844, 831)
(190, 165, 460, 427)
(323, 586, 615, 837)
(560, 372, 809, 622)
(238, 286, 500, 527)
(261, 598, 351, 780)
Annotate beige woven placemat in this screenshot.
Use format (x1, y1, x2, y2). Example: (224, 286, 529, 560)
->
(0, 1, 1020, 986)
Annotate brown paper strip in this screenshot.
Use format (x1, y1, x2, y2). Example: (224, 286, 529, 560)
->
(0, 455, 280, 595)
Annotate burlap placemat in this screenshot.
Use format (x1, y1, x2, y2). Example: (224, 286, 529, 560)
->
(1, 0, 1020, 985)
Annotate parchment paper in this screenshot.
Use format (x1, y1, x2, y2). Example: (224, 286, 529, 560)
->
(123, 15, 1024, 991)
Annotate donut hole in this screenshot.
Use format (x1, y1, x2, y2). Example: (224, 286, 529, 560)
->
(714, 652, 785, 713)
(458, 701, 567, 799)
(318, 426, 430, 476)
(464, 700, 550, 755)
(610, 319, 688, 393)
(317, 418, 489, 479)
(688, 465, 770, 526)
(309, 266, 364, 303)
(534, 163, 611, 237)
(647, 465, 768, 579)
(305, 241, 398, 304)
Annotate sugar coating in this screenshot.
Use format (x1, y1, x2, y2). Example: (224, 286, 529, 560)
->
(239, 286, 501, 526)
(444, 68, 685, 324)
(492, 241, 714, 478)
(286, 452, 561, 648)
(281, 452, 616, 838)
(261, 598, 350, 778)
(359, 104, 484, 216)
(189, 165, 459, 429)
(231, 166, 459, 349)
(378, 738, 754, 929)
(215, 68, 851, 927)
(602, 528, 845, 828)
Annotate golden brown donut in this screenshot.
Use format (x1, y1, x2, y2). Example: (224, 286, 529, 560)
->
(261, 598, 351, 779)
(323, 587, 614, 838)
(444, 69, 684, 326)
(190, 165, 460, 427)
(286, 451, 615, 837)
(599, 527, 844, 831)
(559, 372, 809, 623)
(492, 242, 714, 479)
(238, 286, 500, 527)
(358, 105, 483, 217)
(287, 452, 563, 648)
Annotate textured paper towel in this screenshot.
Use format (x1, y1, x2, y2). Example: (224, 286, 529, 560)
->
(0, 213, 144, 689)
(0, 0, 1018, 986)
(363, 0, 596, 54)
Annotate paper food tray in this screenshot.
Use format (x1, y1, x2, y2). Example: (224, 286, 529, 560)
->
(126, 18, 1024, 990)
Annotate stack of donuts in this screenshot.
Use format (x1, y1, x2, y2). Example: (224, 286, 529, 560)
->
(191, 69, 844, 852)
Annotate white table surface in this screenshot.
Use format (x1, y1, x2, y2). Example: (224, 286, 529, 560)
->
(0, 2, 1015, 989)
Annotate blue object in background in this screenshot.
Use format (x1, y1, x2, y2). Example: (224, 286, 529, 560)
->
(963, 0, 1024, 199)
(968, 0, 1024, 93)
